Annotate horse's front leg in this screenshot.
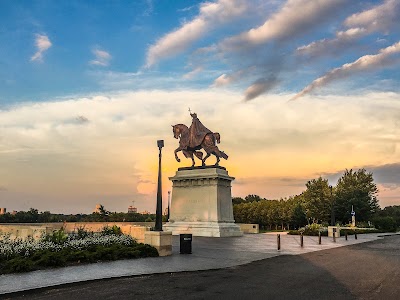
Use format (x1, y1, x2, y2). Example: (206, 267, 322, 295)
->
(174, 147, 182, 162)
(202, 153, 211, 166)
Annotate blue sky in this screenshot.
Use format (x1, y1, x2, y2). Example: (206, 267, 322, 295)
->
(1, 0, 400, 213)
(1, 0, 399, 105)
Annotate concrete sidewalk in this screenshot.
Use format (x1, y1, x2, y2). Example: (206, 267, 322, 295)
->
(0, 232, 397, 295)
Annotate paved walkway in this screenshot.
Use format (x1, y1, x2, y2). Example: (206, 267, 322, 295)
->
(0, 232, 397, 295)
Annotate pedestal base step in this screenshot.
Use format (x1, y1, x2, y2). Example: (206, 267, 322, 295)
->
(164, 221, 243, 237)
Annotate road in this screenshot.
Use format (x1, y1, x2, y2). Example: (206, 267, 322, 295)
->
(3, 235, 400, 300)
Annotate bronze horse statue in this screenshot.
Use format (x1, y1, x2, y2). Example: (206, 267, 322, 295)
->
(172, 123, 228, 167)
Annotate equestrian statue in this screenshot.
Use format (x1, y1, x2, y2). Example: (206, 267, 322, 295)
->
(172, 111, 228, 167)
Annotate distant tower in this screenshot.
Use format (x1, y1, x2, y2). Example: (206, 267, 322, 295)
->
(128, 200, 137, 213)
(0, 208, 6, 215)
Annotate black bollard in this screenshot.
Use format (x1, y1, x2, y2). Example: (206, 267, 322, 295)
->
(300, 233, 304, 247)
(277, 234, 281, 251)
(355, 232, 358, 240)
(333, 228, 336, 243)
(318, 231, 322, 245)
(345, 232, 348, 241)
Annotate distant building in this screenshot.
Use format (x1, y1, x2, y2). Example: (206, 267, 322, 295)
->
(128, 206, 137, 213)
(140, 210, 150, 215)
(0, 208, 6, 215)
(11, 210, 17, 215)
(94, 204, 102, 213)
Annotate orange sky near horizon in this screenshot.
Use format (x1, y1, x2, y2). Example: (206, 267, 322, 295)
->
(1, 90, 399, 214)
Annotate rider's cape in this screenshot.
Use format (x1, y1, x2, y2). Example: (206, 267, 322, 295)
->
(188, 116, 212, 149)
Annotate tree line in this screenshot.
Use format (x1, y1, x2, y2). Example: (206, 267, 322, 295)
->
(233, 169, 396, 230)
(0, 208, 163, 224)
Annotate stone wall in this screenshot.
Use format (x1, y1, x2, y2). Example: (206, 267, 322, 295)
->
(0, 222, 153, 243)
(237, 223, 259, 234)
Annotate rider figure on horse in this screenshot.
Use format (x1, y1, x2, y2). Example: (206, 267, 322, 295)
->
(188, 112, 212, 149)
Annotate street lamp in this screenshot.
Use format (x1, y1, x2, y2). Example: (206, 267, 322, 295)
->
(155, 140, 164, 231)
(330, 185, 335, 226)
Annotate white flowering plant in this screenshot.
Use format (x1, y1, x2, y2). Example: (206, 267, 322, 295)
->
(0, 228, 158, 274)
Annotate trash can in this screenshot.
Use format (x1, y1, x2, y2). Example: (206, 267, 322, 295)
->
(180, 234, 192, 254)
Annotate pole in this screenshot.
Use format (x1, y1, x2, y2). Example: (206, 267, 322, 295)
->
(277, 234, 281, 250)
(330, 185, 335, 226)
(167, 191, 171, 221)
(318, 231, 321, 245)
(155, 140, 164, 231)
(300, 233, 304, 247)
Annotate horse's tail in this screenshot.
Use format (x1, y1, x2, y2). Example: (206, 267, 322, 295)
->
(213, 132, 220, 144)
(220, 151, 228, 160)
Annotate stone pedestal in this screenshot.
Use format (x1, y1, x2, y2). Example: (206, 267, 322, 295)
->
(328, 226, 340, 238)
(164, 166, 242, 237)
(144, 231, 172, 256)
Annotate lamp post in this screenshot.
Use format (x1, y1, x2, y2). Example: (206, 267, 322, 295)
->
(330, 185, 335, 226)
(155, 140, 164, 231)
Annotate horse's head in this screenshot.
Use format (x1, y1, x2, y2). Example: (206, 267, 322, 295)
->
(172, 125, 180, 139)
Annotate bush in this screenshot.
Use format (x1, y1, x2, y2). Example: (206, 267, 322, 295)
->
(372, 216, 397, 232)
(0, 233, 159, 274)
(340, 228, 384, 236)
(101, 225, 122, 236)
(288, 223, 327, 236)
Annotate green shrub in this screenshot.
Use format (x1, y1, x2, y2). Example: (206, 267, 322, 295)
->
(0, 233, 159, 275)
(3, 257, 34, 273)
(43, 228, 68, 244)
(34, 251, 67, 268)
(101, 225, 122, 236)
(372, 216, 397, 232)
(340, 228, 384, 236)
(76, 226, 91, 238)
(288, 223, 328, 236)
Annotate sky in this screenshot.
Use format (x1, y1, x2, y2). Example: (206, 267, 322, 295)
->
(0, 0, 400, 214)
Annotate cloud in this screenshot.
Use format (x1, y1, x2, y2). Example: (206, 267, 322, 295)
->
(296, 27, 367, 57)
(1, 90, 400, 211)
(344, 0, 399, 33)
(244, 76, 280, 101)
(145, 0, 248, 67)
(76, 115, 90, 124)
(292, 41, 400, 100)
(220, 0, 345, 50)
(30, 34, 52, 62)
(208, 0, 347, 100)
(296, 0, 400, 58)
(89, 48, 112, 66)
(183, 67, 203, 79)
(368, 163, 400, 185)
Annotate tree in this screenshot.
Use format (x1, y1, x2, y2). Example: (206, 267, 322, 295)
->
(302, 177, 332, 224)
(334, 169, 379, 224)
(291, 202, 308, 229)
(232, 197, 245, 205)
(244, 195, 264, 202)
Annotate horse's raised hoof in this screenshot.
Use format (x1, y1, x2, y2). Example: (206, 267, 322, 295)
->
(176, 158, 181, 162)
